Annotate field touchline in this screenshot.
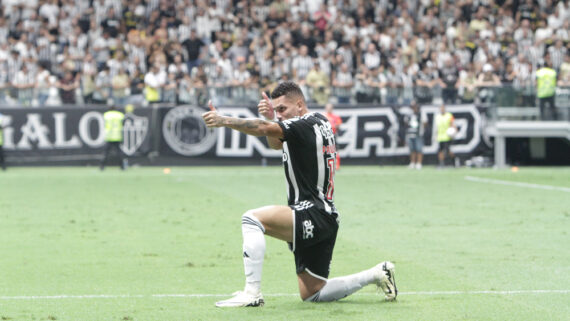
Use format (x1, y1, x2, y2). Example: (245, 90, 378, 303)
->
(1, 290, 569, 300)
(464, 176, 570, 193)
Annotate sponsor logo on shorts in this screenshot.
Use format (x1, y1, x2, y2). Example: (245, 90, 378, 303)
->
(294, 201, 313, 211)
(302, 220, 314, 240)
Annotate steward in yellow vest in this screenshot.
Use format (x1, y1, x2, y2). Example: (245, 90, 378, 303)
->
(536, 62, 558, 120)
(100, 106, 127, 170)
(435, 104, 459, 168)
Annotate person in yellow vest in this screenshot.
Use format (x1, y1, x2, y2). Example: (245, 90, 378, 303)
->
(0, 112, 6, 171)
(435, 104, 458, 168)
(100, 106, 127, 170)
(536, 60, 558, 120)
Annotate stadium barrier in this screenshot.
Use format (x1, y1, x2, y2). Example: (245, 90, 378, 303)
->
(0, 104, 492, 166)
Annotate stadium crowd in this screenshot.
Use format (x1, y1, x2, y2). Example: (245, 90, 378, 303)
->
(0, 0, 569, 108)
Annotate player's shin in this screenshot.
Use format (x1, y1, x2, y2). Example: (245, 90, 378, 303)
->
(304, 268, 377, 302)
(241, 211, 266, 295)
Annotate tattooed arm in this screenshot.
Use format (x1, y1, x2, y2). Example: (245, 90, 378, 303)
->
(202, 102, 284, 140)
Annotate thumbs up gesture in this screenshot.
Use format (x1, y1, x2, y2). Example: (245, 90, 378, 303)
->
(258, 91, 276, 121)
(202, 100, 222, 128)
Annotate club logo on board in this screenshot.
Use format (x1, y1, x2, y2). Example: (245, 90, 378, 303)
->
(162, 106, 217, 156)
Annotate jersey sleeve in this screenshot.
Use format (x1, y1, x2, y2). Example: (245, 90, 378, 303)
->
(278, 117, 312, 142)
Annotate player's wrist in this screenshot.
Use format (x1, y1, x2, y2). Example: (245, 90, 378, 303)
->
(264, 114, 277, 122)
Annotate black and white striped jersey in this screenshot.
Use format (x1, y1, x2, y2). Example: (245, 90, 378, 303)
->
(278, 112, 338, 216)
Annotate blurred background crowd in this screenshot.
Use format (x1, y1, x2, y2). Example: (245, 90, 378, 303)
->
(0, 0, 569, 109)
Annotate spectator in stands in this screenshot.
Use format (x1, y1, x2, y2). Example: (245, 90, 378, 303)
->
(168, 54, 189, 79)
(127, 68, 145, 107)
(227, 37, 249, 69)
(0, 0, 567, 108)
(35, 63, 52, 107)
(512, 54, 536, 107)
(232, 62, 253, 100)
(366, 66, 384, 104)
(306, 61, 330, 105)
(548, 39, 567, 72)
(12, 64, 35, 106)
(93, 65, 111, 105)
(558, 55, 570, 86)
(363, 43, 381, 71)
(182, 29, 205, 74)
(332, 62, 353, 104)
(476, 63, 501, 104)
(440, 58, 459, 104)
(516, 0, 538, 24)
(414, 64, 437, 104)
(385, 64, 402, 106)
(354, 66, 374, 104)
(291, 45, 313, 83)
(57, 71, 79, 105)
(111, 66, 130, 107)
(210, 64, 231, 105)
(178, 73, 193, 105)
(192, 65, 209, 106)
(162, 72, 178, 104)
(144, 64, 166, 105)
(313, 3, 332, 36)
(0, 66, 7, 105)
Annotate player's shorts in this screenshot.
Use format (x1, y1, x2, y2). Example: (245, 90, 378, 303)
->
(288, 202, 339, 280)
(407, 136, 423, 153)
(438, 140, 451, 153)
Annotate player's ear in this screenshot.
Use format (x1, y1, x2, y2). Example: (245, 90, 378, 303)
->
(296, 99, 303, 112)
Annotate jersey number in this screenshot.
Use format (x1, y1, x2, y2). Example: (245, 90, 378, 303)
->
(326, 157, 335, 201)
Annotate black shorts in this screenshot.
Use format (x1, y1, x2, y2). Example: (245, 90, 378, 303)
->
(438, 140, 451, 153)
(288, 203, 339, 280)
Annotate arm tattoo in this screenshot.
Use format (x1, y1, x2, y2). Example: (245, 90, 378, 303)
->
(221, 117, 277, 137)
(223, 118, 267, 129)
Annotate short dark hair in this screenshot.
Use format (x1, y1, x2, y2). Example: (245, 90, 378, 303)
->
(271, 81, 305, 102)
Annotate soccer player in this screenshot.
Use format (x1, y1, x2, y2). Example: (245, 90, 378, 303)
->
(202, 82, 397, 307)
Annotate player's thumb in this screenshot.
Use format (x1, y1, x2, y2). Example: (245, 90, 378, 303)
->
(208, 100, 216, 111)
(261, 92, 273, 107)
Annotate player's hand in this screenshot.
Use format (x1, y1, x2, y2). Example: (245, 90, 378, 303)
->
(258, 91, 275, 121)
(202, 100, 223, 128)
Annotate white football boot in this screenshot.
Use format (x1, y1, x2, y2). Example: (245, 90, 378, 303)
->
(215, 290, 264, 308)
(376, 261, 398, 301)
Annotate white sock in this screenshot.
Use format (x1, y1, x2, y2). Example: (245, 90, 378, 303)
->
(241, 211, 266, 295)
(305, 267, 378, 302)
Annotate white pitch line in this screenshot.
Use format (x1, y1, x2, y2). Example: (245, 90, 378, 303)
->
(464, 176, 570, 193)
(1, 290, 568, 300)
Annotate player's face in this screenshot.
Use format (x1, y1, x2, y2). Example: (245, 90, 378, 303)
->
(273, 95, 304, 121)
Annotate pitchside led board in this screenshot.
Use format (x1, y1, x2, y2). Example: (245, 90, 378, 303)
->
(0, 105, 491, 166)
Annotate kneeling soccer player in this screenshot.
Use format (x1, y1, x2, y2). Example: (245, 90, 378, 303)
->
(202, 82, 397, 307)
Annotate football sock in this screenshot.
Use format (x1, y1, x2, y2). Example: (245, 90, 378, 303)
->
(241, 211, 266, 295)
(305, 267, 377, 302)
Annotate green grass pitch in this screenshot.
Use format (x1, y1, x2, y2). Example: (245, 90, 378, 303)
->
(0, 166, 569, 320)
